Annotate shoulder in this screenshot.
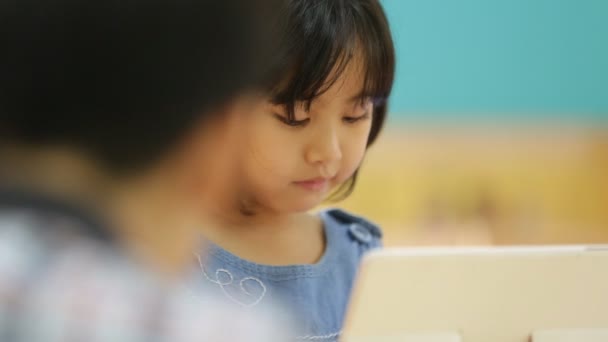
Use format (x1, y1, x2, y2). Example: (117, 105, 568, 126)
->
(320, 208, 383, 249)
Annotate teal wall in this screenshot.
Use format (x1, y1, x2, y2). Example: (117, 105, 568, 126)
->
(381, 0, 608, 122)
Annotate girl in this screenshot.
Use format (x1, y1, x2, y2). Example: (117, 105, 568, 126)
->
(196, 0, 395, 339)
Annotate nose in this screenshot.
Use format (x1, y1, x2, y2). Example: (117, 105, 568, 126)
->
(305, 124, 342, 169)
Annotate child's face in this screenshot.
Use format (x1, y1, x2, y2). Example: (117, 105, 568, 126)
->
(239, 58, 373, 213)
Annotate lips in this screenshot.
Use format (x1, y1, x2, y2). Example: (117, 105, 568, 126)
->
(293, 177, 330, 191)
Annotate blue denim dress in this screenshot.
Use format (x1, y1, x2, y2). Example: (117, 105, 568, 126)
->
(193, 209, 382, 341)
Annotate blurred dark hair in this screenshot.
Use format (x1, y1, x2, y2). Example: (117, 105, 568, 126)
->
(270, 0, 395, 200)
(0, 0, 280, 175)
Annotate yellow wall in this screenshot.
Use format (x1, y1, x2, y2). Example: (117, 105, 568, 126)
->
(330, 125, 608, 246)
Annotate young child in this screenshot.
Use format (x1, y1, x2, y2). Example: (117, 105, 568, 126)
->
(0, 0, 286, 340)
(196, 0, 395, 339)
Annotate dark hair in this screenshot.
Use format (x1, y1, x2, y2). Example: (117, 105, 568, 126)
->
(0, 0, 280, 175)
(270, 0, 395, 200)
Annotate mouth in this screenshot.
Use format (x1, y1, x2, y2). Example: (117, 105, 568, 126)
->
(292, 177, 331, 192)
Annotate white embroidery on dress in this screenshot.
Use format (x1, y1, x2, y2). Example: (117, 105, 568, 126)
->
(196, 253, 266, 308)
(295, 331, 342, 340)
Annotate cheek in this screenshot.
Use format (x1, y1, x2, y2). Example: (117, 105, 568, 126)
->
(340, 141, 367, 177)
(244, 118, 299, 180)
(337, 123, 373, 181)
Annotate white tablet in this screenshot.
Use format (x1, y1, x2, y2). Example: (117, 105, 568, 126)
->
(343, 246, 608, 342)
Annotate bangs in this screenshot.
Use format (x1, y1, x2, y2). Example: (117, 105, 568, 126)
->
(271, 0, 394, 118)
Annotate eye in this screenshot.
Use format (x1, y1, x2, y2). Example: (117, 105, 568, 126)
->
(343, 112, 371, 124)
(342, 96, 374, 124)
(274, 113, 310, 127)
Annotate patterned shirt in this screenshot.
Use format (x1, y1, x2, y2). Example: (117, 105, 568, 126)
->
(0, 188, 285, 341)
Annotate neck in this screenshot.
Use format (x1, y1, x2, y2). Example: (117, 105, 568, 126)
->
(0, 145, 199, 277)
(0, 145, 113, 211)
(201, 193, 326, 266)
(208, 195, 303, 233)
